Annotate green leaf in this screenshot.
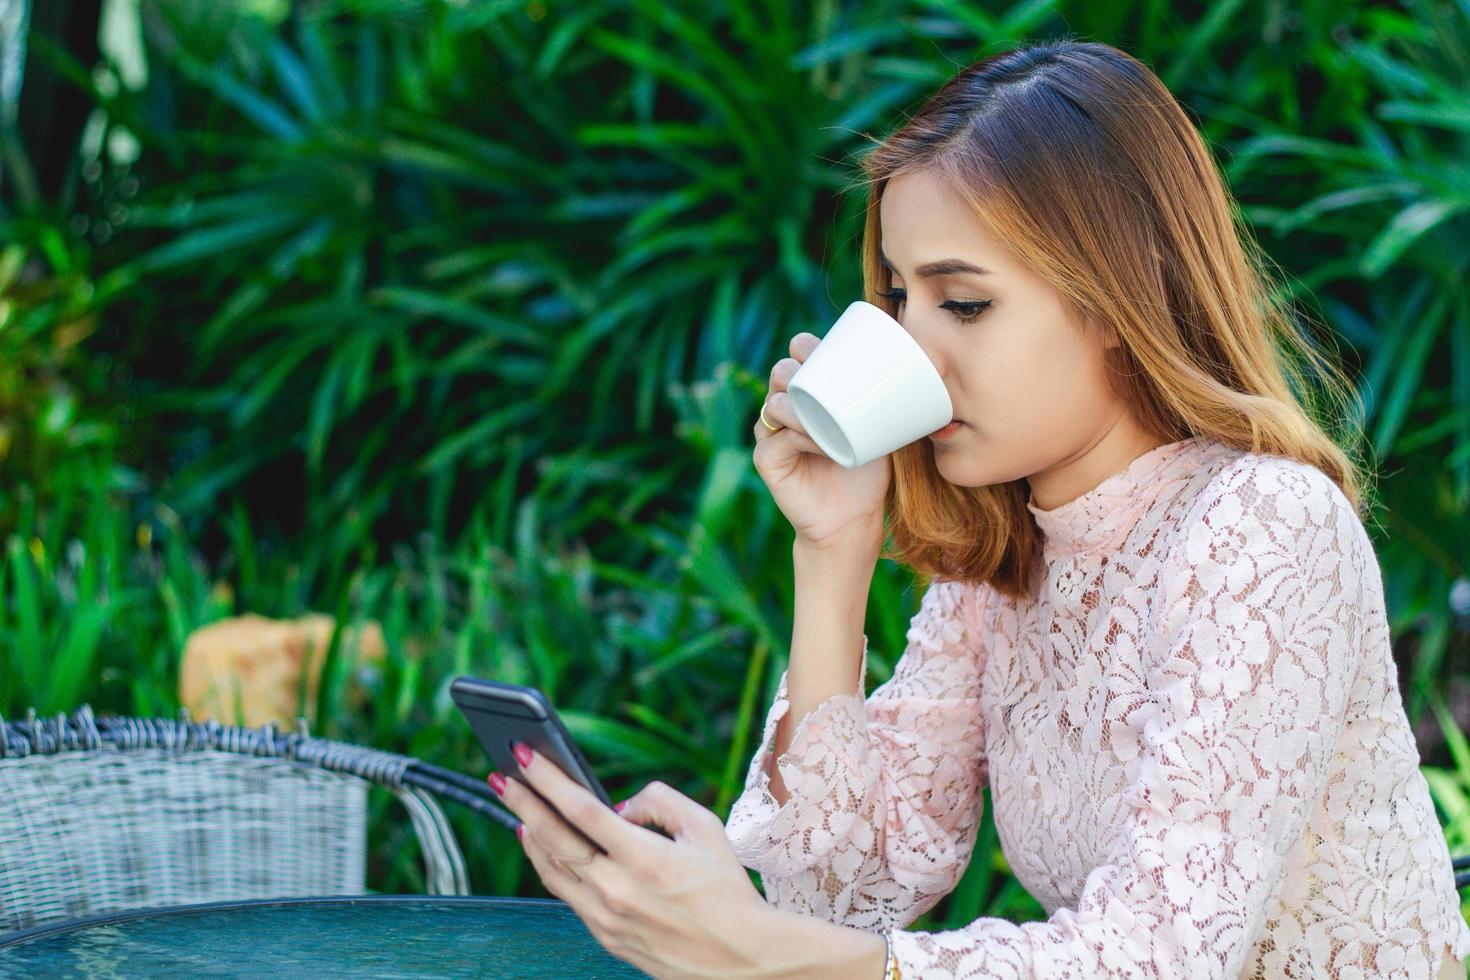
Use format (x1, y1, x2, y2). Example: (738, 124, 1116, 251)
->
(267, 38, 322, 123)
(1378, 101, 1470, 133)
(560, 711, 700, 773)
(1361, 198, 1467, 278)
(46, 601, 110, 714)
(125, 211, 302, 273)
(1271, 182, 1421, 235)
(370, 287, 544, 345)
(1162, 0, 1250, 89)
(415, 401, 543, 474)
(172, 51, 305, 140)
(789, 23, 908, 69)
(1452, 296, 1470, 505)
(693, 446, 750, 541)
(306, 357, 346, 473)
(6, 537, 45, 703)
(1371, 290, 1448, 454)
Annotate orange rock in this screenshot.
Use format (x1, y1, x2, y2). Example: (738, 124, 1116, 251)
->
(178, 614, 386, 727)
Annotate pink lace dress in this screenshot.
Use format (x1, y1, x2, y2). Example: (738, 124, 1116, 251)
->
(725, 436, 1470, 978)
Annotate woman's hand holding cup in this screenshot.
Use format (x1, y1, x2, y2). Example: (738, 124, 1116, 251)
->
(752, 301, 955, 553)
(752, 332, 892, 552)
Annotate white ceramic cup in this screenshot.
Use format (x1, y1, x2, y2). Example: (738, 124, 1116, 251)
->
(786, 300, 954, 468)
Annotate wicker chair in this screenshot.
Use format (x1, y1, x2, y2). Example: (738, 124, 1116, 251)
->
(0, 705, 515, 934)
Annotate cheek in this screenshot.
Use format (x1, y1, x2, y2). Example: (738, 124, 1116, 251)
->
(976, 323, 1115, 425)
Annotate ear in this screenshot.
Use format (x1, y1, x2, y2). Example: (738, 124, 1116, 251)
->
(1078, 306, 1121, 351)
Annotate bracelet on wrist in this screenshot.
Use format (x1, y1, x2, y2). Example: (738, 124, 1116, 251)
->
(881, 930, 902, 980)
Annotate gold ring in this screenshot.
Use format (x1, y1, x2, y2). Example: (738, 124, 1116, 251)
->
(760, 401, 781, 432)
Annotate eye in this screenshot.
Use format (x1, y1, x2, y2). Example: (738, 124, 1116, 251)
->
(940, 299, 993, 324)
(876, 288, 992, 325)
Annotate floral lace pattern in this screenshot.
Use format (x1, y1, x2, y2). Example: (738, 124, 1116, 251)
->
(725, 437, 1470, 978)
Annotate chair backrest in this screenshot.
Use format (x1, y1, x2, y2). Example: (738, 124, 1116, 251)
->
(1, 748, 369, 929)
(0, 707, 508, 934)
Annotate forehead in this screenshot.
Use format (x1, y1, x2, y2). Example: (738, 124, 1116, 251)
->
(879, 169, 1000, 256)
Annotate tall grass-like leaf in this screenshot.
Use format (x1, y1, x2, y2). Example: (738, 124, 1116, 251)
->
(1268, 182, 1423, 236)
(415, 402, 544, 475)
(1360, 198, 1468, 277)
(1161, 0, 1250, 89)
(6, 537, 45, 703)
(172, 50, 305, 141)
(126, 210, 303, 274)
(47, 601, 109, 714)
(1378, 100, 1470, 131)
(370, 287, 545, 345)
(713, 636, 769, 814)
(1452, 296, 1470, 505)
(1371, 289, 1447, 454)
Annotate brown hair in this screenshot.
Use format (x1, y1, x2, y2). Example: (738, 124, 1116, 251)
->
(848, 38, 1374, 602)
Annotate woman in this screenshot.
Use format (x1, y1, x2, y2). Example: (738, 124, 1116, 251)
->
(488, 38, 1470, 978)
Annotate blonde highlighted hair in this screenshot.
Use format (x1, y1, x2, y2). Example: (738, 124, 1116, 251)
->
(851, 38, 1373, 601)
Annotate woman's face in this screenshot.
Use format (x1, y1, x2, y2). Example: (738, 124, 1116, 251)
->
(879, 168, 1163, 509)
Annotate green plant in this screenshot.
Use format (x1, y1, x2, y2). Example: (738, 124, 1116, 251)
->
(0, 237, 119, 532)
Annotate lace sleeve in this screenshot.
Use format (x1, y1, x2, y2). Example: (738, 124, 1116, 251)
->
(887, 460, 1372, 978)
(723, 577, 991, 929)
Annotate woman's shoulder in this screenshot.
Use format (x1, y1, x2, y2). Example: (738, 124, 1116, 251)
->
(917, 575, 995, 636)
(1168, 440, 1372, 572)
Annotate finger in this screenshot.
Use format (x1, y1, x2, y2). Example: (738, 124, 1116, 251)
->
(498, 763, 606, 866)
(767, 356, 800, 394)
(520, 820, 597, 901)
(753, 392, 787, 443)
(753, 424, 826, 459)
(615, 781, 724, 848)
(760, 391, 808, 438)
(512, 742, 638, 863)
(789, 333, 819, 361)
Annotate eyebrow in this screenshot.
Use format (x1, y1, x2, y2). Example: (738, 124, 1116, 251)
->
(879, 248, 993, 278)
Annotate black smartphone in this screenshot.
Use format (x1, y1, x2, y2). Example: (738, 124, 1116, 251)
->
(451, 675, 613, 855)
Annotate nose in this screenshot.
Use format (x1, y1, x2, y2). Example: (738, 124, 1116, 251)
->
(896, 314, 957, 415)
(899, 313, 944, 372)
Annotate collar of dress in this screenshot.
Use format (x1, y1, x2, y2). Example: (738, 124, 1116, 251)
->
(1024, 436, 1221, 562)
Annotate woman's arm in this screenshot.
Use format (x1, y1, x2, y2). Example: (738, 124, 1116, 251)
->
(768, 529, 883, 805)
(740, 902, 890, 979)
(725, 564, 992, 931)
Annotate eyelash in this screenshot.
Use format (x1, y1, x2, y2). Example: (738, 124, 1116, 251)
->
(876, 288, 992, 324)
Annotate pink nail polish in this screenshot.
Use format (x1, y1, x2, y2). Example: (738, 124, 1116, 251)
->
(513, 741, 534, 768)
(488, 772, 506, 797)
(516, 823, 525, 842)
(614, 800, 627, 814)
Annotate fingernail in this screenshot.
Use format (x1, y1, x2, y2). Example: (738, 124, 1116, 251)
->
(614, 800, 627, 814)
(513, 741, 534, 768)
(488, 772, 506, 797)
(516, 823, 525, 842)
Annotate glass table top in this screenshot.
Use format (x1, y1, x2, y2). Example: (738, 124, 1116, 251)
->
(0, 895, 649, 978)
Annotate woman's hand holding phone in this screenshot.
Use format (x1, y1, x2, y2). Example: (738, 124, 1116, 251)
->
(486, 742, 780, 977)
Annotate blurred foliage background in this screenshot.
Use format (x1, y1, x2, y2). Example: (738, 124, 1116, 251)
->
(2, 0, 1468, 927)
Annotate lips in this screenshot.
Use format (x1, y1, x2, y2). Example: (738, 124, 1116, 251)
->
(931, 419, 963, 436)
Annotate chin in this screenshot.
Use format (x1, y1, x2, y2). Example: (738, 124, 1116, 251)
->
(931, 451, 983, 486)
(932, 448, 1010, 489)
